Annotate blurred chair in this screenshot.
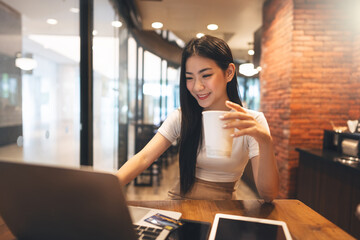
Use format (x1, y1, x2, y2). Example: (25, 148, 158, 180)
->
(133, 124, 162, 186)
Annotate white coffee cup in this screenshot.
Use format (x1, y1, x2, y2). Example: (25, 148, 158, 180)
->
(202, 111, 234, 158)
(347, 120, 358, 133)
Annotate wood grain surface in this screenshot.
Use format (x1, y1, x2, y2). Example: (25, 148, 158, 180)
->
(128, 199, 355, 240)
(0, 199, 355, 240)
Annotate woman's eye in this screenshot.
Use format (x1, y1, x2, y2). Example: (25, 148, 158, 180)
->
(185, 77, 193, 81)
(203, 74, 212, 78)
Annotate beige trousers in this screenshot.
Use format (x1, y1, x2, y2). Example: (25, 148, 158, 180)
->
(167, 178, 236, 200)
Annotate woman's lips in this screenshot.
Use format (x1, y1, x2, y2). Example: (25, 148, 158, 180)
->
(197, 93, 210, 100)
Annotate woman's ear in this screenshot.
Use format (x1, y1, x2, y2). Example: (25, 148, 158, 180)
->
(226, 63, 236, 82)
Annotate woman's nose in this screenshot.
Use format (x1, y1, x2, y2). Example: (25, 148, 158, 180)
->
(193, 78, 205, 91)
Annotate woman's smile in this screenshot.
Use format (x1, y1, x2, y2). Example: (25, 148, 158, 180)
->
(197, 93, 211, 100)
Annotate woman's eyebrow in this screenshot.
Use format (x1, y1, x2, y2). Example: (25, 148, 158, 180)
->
(186, 67, 212, 75)
(199, 68, 212, 73)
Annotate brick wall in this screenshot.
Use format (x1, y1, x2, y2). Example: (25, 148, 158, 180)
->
(351, 31, 360, 118)
(261, 0, 294, 198)
(261, 0, 360, 198)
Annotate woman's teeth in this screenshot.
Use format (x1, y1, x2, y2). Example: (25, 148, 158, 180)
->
(198, 93, 210, 100)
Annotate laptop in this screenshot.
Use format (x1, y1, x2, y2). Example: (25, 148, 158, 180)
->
(0, 160, 181, 240)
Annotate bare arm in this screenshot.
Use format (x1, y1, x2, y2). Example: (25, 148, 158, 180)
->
(222, 101, 279, 202)
(250, 140, 279, 202)
(116, 132, 172, 186)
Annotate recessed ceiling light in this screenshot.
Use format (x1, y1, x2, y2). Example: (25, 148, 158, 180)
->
(111, 21, 122, 28)
(70, 7, 79, 13)
(239, 63, 258, 77)
(196, 33, 205, 38)
(207, 24, 218, 31)
(46, 19, 58, 25)
(176, 39, 185, 48)
(92, 30, 98, 36)
(151, 22, 163, 29)
(248, 49, 255, 56)
(15, 57, 38, 71)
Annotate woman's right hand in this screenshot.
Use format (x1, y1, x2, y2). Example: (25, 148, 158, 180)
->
(116, 132, 172, 185)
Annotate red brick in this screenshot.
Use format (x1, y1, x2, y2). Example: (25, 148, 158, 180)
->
(261, 0, 359, 198)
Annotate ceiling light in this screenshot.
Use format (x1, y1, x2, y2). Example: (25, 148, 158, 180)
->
(111, 21, 122, 28)
(207, 24, 218, 31)
(176, 39, 185, 48)
(239, 63, 258, 77)
(92, 30, 98, 36)
(248, 49, 255, 56)
(69, 7, 79, 13)
(196, 33, 205, 38)
(46, 19, 58, 25)
(15, 55, 37, 71)
(151, 22, 163, 29)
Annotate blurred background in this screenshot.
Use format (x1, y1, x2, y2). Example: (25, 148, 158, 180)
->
(0, 0, 359, 210)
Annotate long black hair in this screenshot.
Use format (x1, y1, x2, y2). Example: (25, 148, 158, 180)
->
(178, 35, 243, 195)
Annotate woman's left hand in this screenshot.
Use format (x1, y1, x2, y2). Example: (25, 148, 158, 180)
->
(221, 100, 271, 144)
(223, 100, 279, 202)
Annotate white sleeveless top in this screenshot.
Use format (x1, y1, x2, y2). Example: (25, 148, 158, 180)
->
(157, 108, 270, 182)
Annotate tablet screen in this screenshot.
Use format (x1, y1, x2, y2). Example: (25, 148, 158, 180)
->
(209, 214, 292, 240)
(215, 218, 286, 240)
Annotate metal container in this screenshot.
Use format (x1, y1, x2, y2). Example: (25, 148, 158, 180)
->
(341, 138, 359, 157)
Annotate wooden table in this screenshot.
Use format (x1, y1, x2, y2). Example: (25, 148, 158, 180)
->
(129, 199, 355, 240)
(0, 199, 355, 240)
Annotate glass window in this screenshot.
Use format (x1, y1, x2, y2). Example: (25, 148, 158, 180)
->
(160, 60, 167, 122)
(118, 27, 129, 168)
(127, 36, 137, 158)
(143, 51, 161, 125)
(128, 37, 137, 122)
(0, 0, 80, 167)
(238, 77, 245, 102)
(237, 76, 260, 110)
(167, 66, 180, 114)
(93, 0, 121, 171)
(137, 47, 143, 121)
(246, 78, 260, 110)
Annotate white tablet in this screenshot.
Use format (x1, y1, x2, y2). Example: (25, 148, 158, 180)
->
(209, 214, 293, 240)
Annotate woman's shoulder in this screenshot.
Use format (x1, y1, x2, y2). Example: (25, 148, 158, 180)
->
(164, 108, 181, 122)
(166, 108, 181, 115)
(173, 108, 181, 116)
(158, 108, 182, 141)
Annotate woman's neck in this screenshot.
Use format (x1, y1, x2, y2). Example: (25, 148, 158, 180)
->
(203, 97, 231, 111)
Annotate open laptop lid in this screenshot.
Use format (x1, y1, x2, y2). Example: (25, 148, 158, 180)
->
(0, 160, 137, 240)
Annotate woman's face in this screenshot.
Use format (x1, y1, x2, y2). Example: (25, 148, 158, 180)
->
(185, 55, 233, 111)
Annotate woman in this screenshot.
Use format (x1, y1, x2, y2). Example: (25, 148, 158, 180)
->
(116, 35, 279, 202)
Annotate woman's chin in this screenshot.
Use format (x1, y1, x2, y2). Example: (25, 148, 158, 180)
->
(195, 100, 206, 107)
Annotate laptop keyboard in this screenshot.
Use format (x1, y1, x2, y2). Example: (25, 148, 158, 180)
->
(133, 224, 163, 240)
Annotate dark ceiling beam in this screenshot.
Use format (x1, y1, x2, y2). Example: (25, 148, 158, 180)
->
(111, 0, 182, 65)
(132, 29, 182, 65)
(112, 0, 142, 30)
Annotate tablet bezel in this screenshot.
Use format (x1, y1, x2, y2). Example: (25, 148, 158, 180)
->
(208, 213, 293, 240)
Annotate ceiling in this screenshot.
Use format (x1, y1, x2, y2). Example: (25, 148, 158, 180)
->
(1, 0, 115, 36)
(134, 0, 266, 60)
(1, 0, 265, 61)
